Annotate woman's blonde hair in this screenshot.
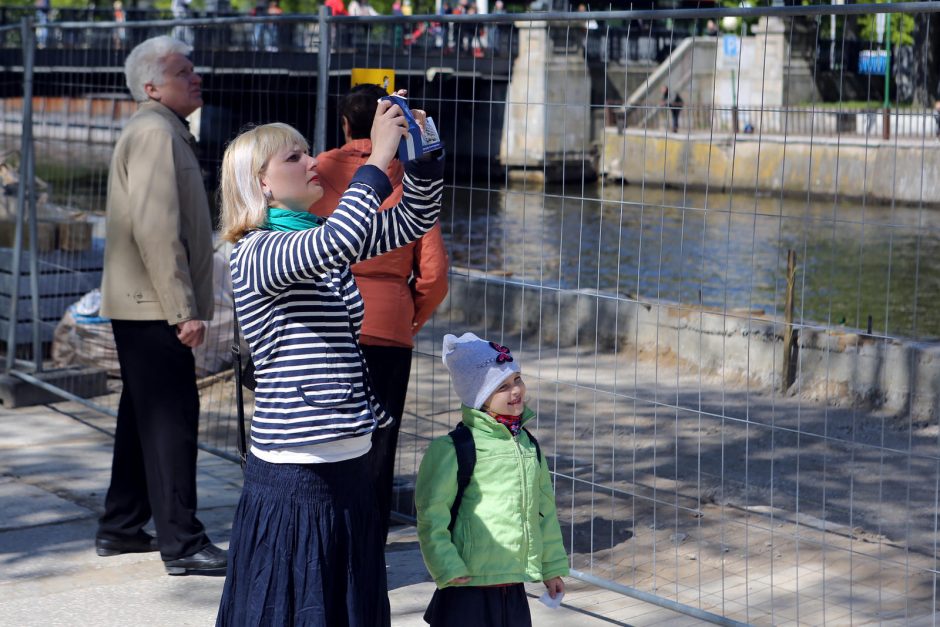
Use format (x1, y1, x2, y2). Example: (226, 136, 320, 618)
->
(219, 123, 309, 243)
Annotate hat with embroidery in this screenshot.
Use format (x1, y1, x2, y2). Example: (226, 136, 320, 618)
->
(442, 332, 520, 410)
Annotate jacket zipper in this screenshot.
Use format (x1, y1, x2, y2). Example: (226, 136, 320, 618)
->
(514, 434, 531, 563)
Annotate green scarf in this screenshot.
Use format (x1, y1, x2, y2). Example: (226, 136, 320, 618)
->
(261, 207, 323, 232)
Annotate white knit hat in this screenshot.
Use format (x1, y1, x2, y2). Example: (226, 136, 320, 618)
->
(442, 332, 521, 410)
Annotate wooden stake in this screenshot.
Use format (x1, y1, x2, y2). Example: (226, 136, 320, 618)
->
(782, 249, 798, 393)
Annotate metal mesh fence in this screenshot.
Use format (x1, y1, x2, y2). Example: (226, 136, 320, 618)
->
(3, 4, 940, 624)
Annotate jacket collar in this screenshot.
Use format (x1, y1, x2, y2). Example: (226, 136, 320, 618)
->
(137, 100, 197, 145)
(340, 138, 373, 158)
(460, 404, 536, 438)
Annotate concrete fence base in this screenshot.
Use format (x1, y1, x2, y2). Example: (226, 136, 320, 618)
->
(441, 270, 940, 424)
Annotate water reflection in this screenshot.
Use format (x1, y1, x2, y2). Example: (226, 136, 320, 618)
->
(442, 182, 940, 340)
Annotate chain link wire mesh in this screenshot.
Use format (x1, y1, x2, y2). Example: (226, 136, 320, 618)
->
(2, 3, 940, 624)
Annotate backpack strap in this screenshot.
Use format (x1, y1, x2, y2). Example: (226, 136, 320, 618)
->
(522, 426, 542, 465)
(448, 423, 475, 533)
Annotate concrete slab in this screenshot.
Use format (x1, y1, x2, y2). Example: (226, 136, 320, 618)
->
(0, 476, 94, 531)
(0, 403, 694, 627)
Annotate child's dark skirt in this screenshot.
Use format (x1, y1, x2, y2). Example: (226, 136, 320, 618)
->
(423, 584, 532, 627)
(216, 453, 390, 627)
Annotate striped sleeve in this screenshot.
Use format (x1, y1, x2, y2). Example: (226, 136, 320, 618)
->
(355, 154, 445, 263)
(237, 166, 392, 296)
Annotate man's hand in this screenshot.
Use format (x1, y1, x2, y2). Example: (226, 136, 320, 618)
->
(176, 319, 206, 348)
(411, 108, 427, 135)
(447, 576, 471, 585)
(543, 576, 565, 598)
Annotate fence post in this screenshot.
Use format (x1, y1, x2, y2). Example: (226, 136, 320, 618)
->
(6, 19, 38, 371)
(314, 5, 331, 156)
(882, 13, 891, 140)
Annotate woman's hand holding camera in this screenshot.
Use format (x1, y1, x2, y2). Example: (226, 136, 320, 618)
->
(367, 98, 408, 171)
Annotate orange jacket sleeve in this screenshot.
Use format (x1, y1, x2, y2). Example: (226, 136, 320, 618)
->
(411, 222, 449, 334)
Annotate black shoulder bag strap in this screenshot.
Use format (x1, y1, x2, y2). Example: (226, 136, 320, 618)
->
(448, 423, 476, 533)
(232, 321, 248, 470)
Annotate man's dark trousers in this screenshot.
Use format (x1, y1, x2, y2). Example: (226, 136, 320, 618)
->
(364, 344, 413, 544)
(98, 319, 210, 561)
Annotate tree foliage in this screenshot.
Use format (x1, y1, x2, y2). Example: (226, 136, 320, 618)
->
(852, 0, 914, 46)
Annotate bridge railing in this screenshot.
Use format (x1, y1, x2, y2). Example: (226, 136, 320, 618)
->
(1, 7, 706, 68)
(5, 5, 940, 626)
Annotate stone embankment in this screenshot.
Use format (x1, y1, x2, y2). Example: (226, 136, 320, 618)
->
(442, 269, 940, 424)
(602, 128, 940, 206)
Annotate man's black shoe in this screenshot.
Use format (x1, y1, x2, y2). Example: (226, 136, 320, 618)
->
(164, 544, 228, 576)
(95, 532, 159, 557)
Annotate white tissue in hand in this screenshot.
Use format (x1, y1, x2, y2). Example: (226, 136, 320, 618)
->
(538, 590, 564, 609)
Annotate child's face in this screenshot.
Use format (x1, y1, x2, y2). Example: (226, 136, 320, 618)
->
(484, 372, 526, 417)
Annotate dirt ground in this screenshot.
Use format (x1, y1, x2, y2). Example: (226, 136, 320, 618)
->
(107, 327, 939, 625)
(394, 331, 940, 626)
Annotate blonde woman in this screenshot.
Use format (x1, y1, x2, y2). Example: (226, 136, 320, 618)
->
(215, 101, 443, 626)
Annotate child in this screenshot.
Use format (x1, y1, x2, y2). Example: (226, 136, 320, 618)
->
(415, 332, 569, 627)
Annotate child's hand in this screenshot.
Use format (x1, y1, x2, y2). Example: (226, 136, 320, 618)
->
(543, 576, 565, 598)
(448, 576, 471, 585)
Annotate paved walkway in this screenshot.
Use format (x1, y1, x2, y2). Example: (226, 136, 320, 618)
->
(0, 400, 701, 627)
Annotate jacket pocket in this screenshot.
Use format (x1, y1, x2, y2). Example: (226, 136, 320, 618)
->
(298, 382, 353, 407)
(132, 288, 160, 304)
(454, 518, 473, 565)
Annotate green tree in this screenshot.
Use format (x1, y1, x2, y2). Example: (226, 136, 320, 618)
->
(854, 0, 914, 46)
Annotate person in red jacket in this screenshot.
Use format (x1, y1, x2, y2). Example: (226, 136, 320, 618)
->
(324, 0, 347, 14)
(311, 84, 449, 543)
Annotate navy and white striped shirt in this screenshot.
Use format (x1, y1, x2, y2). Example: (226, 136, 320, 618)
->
(232, 160, 444, 451)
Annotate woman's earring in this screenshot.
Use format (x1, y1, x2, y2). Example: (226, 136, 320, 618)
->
(263, 189, 273, 204)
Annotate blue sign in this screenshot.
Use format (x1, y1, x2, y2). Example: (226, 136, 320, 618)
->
(722, 34, 739, 58)
(858, 50, 888, 75)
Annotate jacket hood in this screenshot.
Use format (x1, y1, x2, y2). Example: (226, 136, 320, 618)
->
(460, 404, 536, 437)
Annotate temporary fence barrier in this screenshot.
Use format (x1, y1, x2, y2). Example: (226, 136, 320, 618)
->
(3, 3, 940, 624)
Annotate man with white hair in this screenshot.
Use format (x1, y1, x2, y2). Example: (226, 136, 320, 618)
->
(96, 35, 226, 576)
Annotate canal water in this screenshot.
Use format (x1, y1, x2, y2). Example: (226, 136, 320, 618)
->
(443, 181, 940, 341)
(26, 138, 940, 341)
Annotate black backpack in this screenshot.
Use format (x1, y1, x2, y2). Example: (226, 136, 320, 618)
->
(447, 422, 542, 533)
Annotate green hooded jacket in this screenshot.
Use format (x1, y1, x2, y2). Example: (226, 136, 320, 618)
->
(415, 405, 570, 588)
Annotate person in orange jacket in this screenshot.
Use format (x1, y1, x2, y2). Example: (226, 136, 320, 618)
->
(311, 84, 449, 543)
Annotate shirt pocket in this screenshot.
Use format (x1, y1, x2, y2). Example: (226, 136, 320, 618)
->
(297, 382, 353, 407)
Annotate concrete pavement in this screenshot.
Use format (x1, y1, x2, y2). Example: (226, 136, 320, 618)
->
(0, 400, 698, 627)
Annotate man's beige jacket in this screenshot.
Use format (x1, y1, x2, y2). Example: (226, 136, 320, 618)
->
(100, 101, 214, 323)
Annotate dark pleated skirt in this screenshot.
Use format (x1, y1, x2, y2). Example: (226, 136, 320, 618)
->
(423, 584, 532, 627)
(216, 453, 390, 627)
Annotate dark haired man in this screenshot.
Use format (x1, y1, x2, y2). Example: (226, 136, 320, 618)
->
(311, 84, 449, 543)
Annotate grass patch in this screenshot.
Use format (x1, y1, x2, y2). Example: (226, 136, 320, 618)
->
(800, 101, 922, 111)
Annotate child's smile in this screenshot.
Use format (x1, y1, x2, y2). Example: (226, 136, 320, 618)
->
(485, 372, 526, 417)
